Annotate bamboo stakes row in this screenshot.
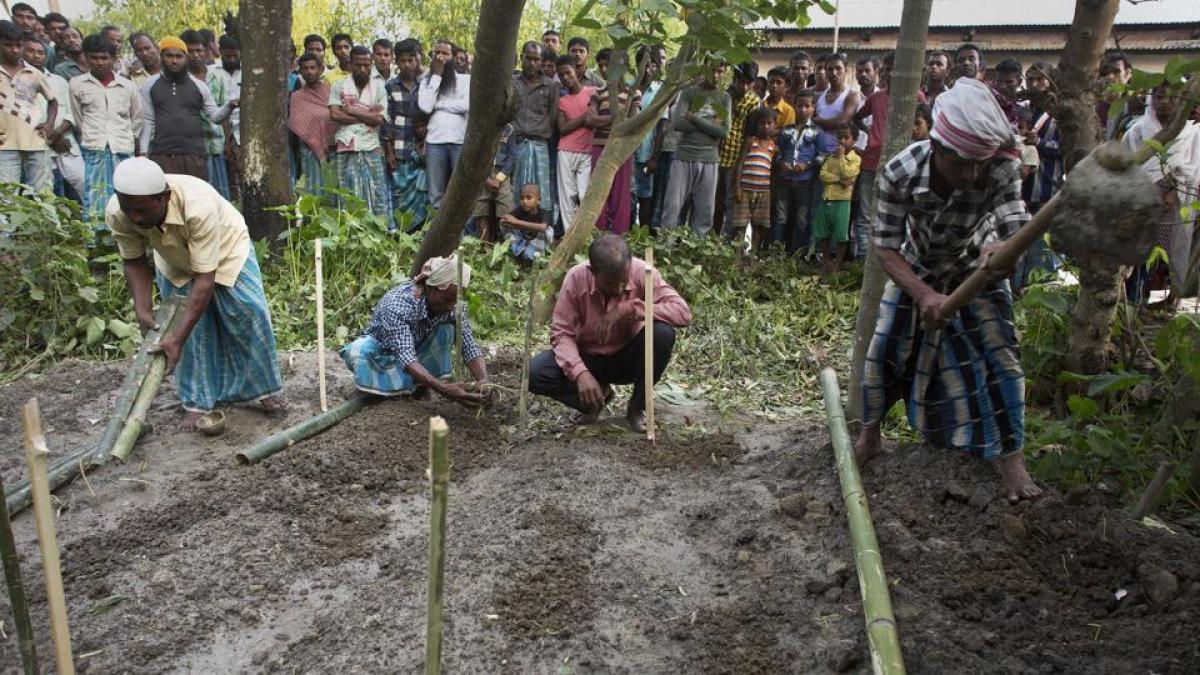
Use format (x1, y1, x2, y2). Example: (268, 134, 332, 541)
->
(22, 399, 75, 675)
(315, 238, 328, 413)
(819, 369, 905, 675)
(643, 248, 656, 442)
(425, 416, 450, 675)
(0, 471, 38, 674)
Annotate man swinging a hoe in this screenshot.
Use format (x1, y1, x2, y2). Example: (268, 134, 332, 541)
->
(855, 78, 1042, 503)
(341, 254, 488, 408)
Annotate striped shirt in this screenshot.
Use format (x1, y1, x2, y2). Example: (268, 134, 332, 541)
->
(874, 141, 1029, 290)
(365, 283, 483, 368)
(738, 137, 776, 192)
(592, 85, 641, 146)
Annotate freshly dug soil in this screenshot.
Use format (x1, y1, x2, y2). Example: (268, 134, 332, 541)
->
(0, 355, 1197, 673)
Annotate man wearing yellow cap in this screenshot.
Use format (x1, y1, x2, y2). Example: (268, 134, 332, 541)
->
(105, 157, 285, 432)
(138, 35, 236, 180)
(340, 255, 488, 407)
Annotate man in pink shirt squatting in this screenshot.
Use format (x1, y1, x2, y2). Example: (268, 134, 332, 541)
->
(529, 235, 692, 432)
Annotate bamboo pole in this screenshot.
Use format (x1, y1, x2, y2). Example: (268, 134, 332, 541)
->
(425, 416, 450, 675)
(0, 472, 38, 674)
(644, 248, 656, 442)
(453, 253, 464, 382)
(21, 399, 75, 675)
(109, 352, 170, 464)
(819, 369, 905, 675)
(91, 297, 184, 466)
(518, 263, 539, 434)
(236, 396, 371, 464)
(5, 442, 98, 516)
(315, 238, 328, 412)
(1130, 461, 1177, 521)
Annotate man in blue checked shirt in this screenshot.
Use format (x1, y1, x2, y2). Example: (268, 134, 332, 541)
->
(340, 255, 488, 407)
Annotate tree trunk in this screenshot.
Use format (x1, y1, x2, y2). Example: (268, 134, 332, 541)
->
(846, 0, 934, 422)
(410, 0, 527, 276)
(239, 0, 294, 247)
(1059, 0, 1121, 374)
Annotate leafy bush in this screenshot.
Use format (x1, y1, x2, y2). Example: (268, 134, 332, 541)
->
(0, 186, 135, 378)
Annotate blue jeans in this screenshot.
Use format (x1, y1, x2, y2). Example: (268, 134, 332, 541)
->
(772, 179, 814, 254)
(425, 142, 462, 212)
(0, 150, 52, 193)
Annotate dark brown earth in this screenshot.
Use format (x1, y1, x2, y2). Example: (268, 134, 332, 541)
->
(0, 354, 1198, 673)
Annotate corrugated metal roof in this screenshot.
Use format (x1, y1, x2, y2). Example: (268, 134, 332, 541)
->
(753, 0, 1200, 30)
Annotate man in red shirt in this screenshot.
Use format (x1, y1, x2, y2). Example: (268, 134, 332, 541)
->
(529, 235, 692, 432)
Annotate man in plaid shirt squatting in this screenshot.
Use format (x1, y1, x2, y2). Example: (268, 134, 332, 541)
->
(855, 78, 1042, 503)
(341, 255, 488, 408)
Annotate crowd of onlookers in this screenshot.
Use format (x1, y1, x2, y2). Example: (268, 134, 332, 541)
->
(1, 3, 1196, 302)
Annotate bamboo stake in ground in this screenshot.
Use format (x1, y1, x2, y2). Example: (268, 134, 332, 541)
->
(518, 263, 539, 434)
(0, 472, 38, 675)
(425, 416, 450, 675)
(453, 253, 464, 383)
(21, 399, 75, 675)
(644, 248, 656, 442)
(315, 238, 328, 412)
(1130, 461, 1177, 521)
(819, 369, 905, 675)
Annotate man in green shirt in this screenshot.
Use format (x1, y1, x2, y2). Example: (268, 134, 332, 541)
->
(659, 65, 730, 235)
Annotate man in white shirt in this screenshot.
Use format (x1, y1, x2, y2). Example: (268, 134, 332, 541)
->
(24, 35, 83, 203)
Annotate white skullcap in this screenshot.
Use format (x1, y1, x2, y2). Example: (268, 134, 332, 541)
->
(112, 157, 168, 196)
(420, 255, 472, 290)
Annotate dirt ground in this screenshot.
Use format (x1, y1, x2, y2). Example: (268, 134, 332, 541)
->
(0, 352, 1198, 673)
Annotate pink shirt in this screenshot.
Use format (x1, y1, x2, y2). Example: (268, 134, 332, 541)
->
(557, 86, 595, 153)
(551, 258, 693, 380)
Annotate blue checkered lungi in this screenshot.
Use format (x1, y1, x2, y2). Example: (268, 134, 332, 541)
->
(336, 149, 391, 222)
(155, 252, 284, 413)
(862, 280, 1025, 459)
(340, 323, 453, 396)
(207, 154, 230, 200)
(81, 147, 130, 228)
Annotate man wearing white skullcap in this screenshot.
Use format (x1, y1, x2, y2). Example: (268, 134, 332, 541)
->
(340, 253, 489, 407)
(106, 157, 285, 431)
(855, 77, 1043, 503)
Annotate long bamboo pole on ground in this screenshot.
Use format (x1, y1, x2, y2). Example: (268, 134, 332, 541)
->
(644, 248, 656, 443)
(5, 442, 97, 516)
(425, 416, 450, 675)
(236, 396, 372, 464)
(92, 297, 184, 466)
(518, 263, 539, 434)
(819, 369, 905, 675)
(0, 472, 38, 674)
(21, 399, 75, 675)
(315, 238, 328, 412)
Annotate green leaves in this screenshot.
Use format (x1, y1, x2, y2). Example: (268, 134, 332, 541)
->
(1067, 394, 1100, 420)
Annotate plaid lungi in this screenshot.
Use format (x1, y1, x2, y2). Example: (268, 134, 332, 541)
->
(81, 147, 130, 229)
(862, 280, 1025, 459)
(298, 145, 336, 199)
(207, 154, 230, 200)
(155, 252, 283, 413)
(336, 149, 392, 222)
(391, 157, 428, 232)
(513, 138, 556, 227)
(340, 323, 453, 396)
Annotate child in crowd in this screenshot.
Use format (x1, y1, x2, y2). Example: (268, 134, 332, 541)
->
(812, 126, 860, 274)
(752, 76, 768, 101)
(772, 90, 820, 253)
(471, 123, 516, 242)
(500, 183, 550, 263)
(764, 67, 796, 129)
(912, 104, 931, 141)
(730, 107, 779, 251)
(1016, 107, 1040, 182)
(397, 115, 430, 233)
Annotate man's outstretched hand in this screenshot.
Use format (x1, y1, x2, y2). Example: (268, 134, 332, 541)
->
(440, 382, 483, 409)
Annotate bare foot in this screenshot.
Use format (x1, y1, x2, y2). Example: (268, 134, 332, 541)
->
(854, 425, 881, 466)
(183, 410, 204, 429)
(626, 410, 646, 433)
(996, 452, 1043, 503)
(259, 395, 288, 417)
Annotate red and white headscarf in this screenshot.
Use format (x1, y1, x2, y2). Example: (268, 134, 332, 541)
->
(930, 78, 1020, 161)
